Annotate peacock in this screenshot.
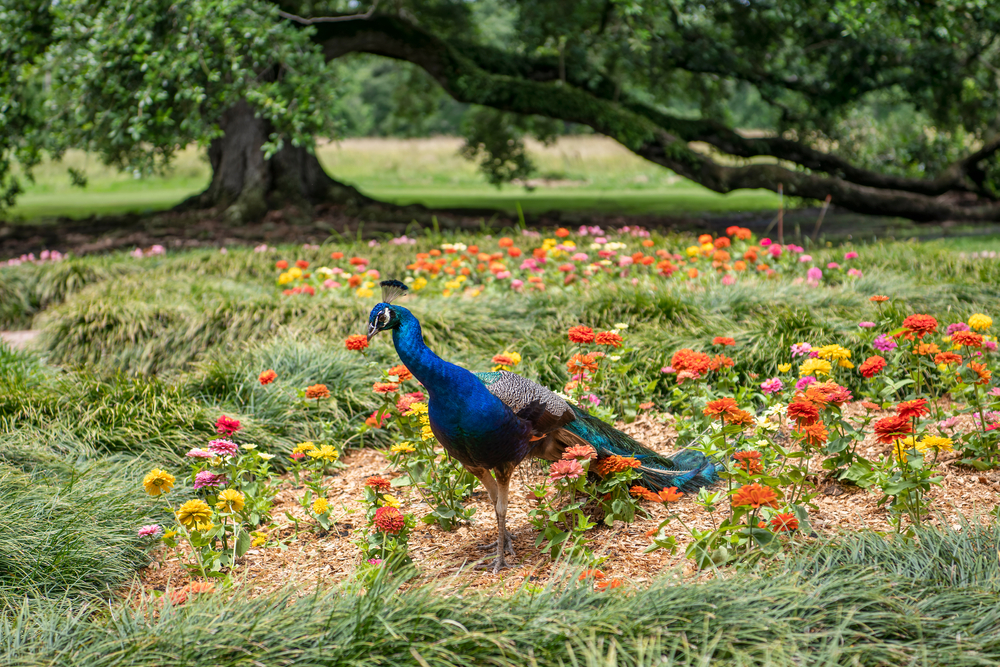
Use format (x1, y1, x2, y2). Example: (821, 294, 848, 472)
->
(366, 280, 719, 572)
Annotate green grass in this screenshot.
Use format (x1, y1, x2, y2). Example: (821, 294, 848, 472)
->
(6, 137, 780, 222)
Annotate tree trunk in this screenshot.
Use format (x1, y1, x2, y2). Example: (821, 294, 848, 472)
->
(178, 100, 374, 223)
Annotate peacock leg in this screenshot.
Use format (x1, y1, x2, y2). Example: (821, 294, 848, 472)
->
(490, 468, 517, 572)
(466, 465, 513, 554)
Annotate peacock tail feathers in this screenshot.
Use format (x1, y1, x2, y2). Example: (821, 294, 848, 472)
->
(564, 405, 719, 493)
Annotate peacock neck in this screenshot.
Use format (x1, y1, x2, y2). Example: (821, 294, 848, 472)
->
(391, 307, 459, 397)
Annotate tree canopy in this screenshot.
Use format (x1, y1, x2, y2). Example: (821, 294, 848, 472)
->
(5, 0, 1000, 222)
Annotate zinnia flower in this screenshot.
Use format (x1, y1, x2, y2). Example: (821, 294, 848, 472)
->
(345, 335, 369, 351)
(216, 489, 245, 512)
(193, 470, 225, 490)
(918, 435, 954, 453)
(215, 415, 241, 436)
(952, 331, 984, 348)
(312, 497, 330, 515)
(176, 499, 212, 529)
(592, 455, 640, 476)
(207, 439, 239, 457)
(703, 397, 741, 420)
(760, 378, 783, 394)
(969, 314, 993, 331)
(550, 459, 585, 480)
(869, 295, 889, 303)
(873, 334, 897, 352)
(798, 358, 832, 377)
(902, 314, 938, 337)
(143, 469, 175, 496)
(658, 487, 684, 502)
(630, 486, 661, 502)
(307, 444, 340, 462)
(670, 349, 711, 377)
(787, 399, 819, 426)
(732, 483, 780, 509)
(372, 382, 400, 394)
(712, 337, 736, 346)
(873, 414, 913, 444)
(733, 450, 763, 474)
(915, 343, 941, 356)
(595, 331, 624, 347)
(859, 355, 887, 378)
(562, 445, 598, 461)
(366, 410, 390, 428)
(374, 506, 406, 534)
(566, 353, 601, 375)
(387, 365, 413, 381)
(365, 476, 393, 493)
(568, 326, 595, 343)
(770, 513, 799, 532)
(305, 384, 330, 399)
(259, 369, 277, 385)
(967, 361, 992, 385)
(137, 524, 162, 538)
(397, 391, 425, 413)
(896, 398, 930, 419)
(861, 401, 881, 411)
(796, 422, 829, 446)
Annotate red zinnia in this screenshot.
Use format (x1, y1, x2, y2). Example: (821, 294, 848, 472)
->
(275, 260, 288, 270)
(259, 369, 277, 385)
(902, 314, 938, 337)
(345, 335, 369, 351)
(858, 355, 887, 379)
(568, 326, 595, 344)
(770, 513, 799, 532)
(295, 260, 309, 269)
(712, 337, 736, 347)
(896, 398, 929, 419)
(595, 331, 624, 347)
(374, 506, 405, 534)
(873, 414, 913, 444)
(215, 415, 241, 436)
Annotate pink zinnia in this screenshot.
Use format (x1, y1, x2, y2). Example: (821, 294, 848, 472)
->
(806, 267, 822, 282)
(844, 251, 859, 260)
(207, 439, 239, 457)
(760, 378, 783, 395)
(791, 343, 812, 357)
(858, 321, 875, 328)
(137, 524, 162, 538)
(847, 268, 863, 277)
(193, 470, 225, 489)
(215, 415, 241, 436)
(947, 322, 971, 335)
(796, 376, 817, 391)
(549, 459, 584, 481)
(186, 448, 213, 458)
(873, 334, 897, 352)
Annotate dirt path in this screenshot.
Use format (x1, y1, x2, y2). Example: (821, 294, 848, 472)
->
(0, 330, 40, 349)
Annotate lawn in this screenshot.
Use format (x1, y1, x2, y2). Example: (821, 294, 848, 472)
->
(4, 226, 1000, 665)
(7, 136, 781, 221)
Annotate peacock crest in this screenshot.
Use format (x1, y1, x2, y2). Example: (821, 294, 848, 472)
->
(380, 279, 408, 304)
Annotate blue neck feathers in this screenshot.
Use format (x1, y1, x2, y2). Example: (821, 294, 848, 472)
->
(390, 306, 472, 398)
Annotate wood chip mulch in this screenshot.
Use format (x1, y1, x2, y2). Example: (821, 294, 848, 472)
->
(138, 403, 1000, 597)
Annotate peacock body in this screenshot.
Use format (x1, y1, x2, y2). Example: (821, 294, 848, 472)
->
(367, 280, 719, 571)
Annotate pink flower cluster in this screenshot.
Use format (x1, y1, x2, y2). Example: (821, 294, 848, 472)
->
(207, 439, 239, 457)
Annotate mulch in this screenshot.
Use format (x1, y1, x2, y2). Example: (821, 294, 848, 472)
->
(138, 402, 1000, 597)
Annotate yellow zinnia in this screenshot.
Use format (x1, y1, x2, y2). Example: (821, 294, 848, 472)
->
(176, 499, 212, 529)
(407, 402, 428, 415)
(411, 277, 428, 290)
(215, 489, 245, 513)
(307, 444, 340, 462)
(143, 469, 176, 497)
(814, 344, 851, 362)
(421, 424, 436, 442)
(390, 442, 416, 454)
(312, 497, 330, 515)
(293, 441, 317, 455)
(969, 314, 993, 331)
(798, 358, 832, 377)
(917, 436, 954, 453)
(777, 363, 792, 373)
(381, 494, 401, 508)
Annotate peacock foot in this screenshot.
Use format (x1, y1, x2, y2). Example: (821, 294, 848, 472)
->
(476, 535, 515, 556)
(476, 553, 512, 573)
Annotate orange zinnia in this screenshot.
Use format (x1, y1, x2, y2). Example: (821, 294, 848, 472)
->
(858, 355, 886, 379)
(787, 399, 820, 426)
(968, 361, 992, 385)
(592, 455, 641, 476)
(629, 486, 661, 502)
(671, 349, 712, 377)
(873, 414, 912, 444)
(902, 314, 938, 337)
(566, 353, 600, 375)
(709, 354, 735, 371)
(712, 336, 736, 346)
(733, 450, 763, 474)
(578, 569, 606, 580)
(345, 334, 369, 351)
(935, 352, 962, 365)
(770, 513, 799, 532)
(372, 382, 400, 395)
(703, 397, 741, 420)
(258, 369, 277, 385)
(732, 483, 779, 509)
(305, 384, 330, 400)
(952, 331, 984, 348)
(568, 326, 595, 344)
(387, 365, 413, 381)
(595, 331, 624, 347)
(658, 487, 684, 502)
(869, 295, 889, 302)
(796, 422, 829, 446)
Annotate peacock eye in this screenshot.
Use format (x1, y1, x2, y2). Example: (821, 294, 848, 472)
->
(380, 309, 391, 326)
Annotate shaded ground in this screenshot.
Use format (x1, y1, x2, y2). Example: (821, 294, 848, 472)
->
(139, 405, 1000, 598)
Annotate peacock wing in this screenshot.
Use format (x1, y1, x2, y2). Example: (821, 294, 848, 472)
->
(474, 371, 575, 435)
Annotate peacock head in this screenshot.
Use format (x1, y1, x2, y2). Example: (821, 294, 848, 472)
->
(367, 280, 409, 342)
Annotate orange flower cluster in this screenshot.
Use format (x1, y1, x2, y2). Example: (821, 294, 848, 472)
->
(345, 334, 369, 351)
(595, 331, 624, 347)
(968, 361, 992, 385)
(372, 382, 400, 395)
(952, 331, 984, 348)
(732, 483, 779, 509)
(305, 384, 330, 399)
(387, 364, 413, 381)
(861, 401, 881, 411)
(787, 397, 820, 426)
(671, 349, 711, 378)
(935, 351, 962, 365)
(491, 353, 516, 366)
(365, 476, 393, 493)
(726, 226, 753, 240)
(630, 485, 684, 502)
(858, 355, 886, 378)
(901, 314, 938, 337)
(712, 336, 736, 346)
(770, 513, 799, 532)
(709, 354, 735, 371)
(703, 397, 739, 419)
(869, 295, 889, 302)
(873, 414, 912, 444)
(259, 369, 277, 385)
(568, 326, 595, 343)
(592, 455, 641, 476)
(796, 421, 829, 446)
(567, 353, 601, 375)
(733, 450, 763, 474)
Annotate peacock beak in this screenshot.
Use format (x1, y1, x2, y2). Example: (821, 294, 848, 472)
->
(367, 322, 379, 342)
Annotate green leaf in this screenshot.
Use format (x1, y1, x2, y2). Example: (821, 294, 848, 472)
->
(235, 531, 252, 558)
